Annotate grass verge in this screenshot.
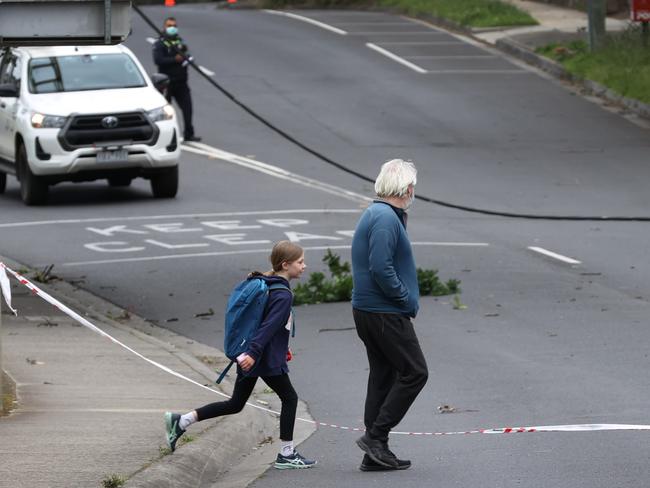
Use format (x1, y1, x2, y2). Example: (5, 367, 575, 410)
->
(378, 0, 536, 27)
(536, 27, 650, 105)
(261, 0, 536, 28)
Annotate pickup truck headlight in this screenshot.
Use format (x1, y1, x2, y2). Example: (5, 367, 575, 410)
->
(31, 113, 68, 129)
(146, 104, 175, 122)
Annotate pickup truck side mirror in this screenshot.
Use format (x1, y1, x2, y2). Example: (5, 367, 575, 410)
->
(0, 83, 19, 98)
(150, 73, 170, 95)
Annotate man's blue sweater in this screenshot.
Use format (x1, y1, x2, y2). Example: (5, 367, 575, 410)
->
(351, 201, 419, 318)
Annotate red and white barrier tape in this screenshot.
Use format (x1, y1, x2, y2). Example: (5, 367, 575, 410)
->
(2, 262, 650, 437)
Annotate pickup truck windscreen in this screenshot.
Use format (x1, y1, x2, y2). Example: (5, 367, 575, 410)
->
(28, 53, 146, 94)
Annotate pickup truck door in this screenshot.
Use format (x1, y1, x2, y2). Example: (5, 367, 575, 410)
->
(0, 51, 21, 163)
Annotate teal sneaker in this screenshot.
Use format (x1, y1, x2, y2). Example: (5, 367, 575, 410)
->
(164, 412, 185, 452)
(274, 450, 317, 469)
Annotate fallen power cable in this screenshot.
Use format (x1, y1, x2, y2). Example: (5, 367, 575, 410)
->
(2, 262, 650, 437)
(132, 4, 650, 222)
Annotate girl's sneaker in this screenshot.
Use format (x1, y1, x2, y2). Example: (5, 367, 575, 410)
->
(274, 450, 317, 469)
(164, 412, 185, 452)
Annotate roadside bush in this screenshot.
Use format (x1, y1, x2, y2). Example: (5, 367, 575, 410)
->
(293, 249, 460, 305)
(294, 249, 353, 305)
(417, 268, 460, 296)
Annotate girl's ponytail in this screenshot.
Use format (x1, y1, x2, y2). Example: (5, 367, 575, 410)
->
(267, 240, 304, 275)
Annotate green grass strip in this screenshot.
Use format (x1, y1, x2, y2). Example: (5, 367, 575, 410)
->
(261, 0, 537, 28)
(378, 0, 537, 27)
(536, 28, 650, 105)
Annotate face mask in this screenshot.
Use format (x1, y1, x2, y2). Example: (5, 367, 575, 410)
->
(165, 26, 178, 36)
(404, 188, 415, 210)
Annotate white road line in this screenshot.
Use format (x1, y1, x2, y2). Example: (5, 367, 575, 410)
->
(399, 16, 446, 32)
(426, 70, 528, 75)
(406, 16, 491, 47)
(20, 408, 166, 413)
(376, 41, 464, 46)
(62, 246, 351, 267)
(61, 242, 490, 267)
(263, 10, 347, 35)
(348, 31, 447, 36)
(198, 65, 215, 77)
(146, 37, 156, 44)
(0, 209, 362, 229)
(404, 55, 498, 59)
(334, 22, 415, 26)
(406, 15, 534, 70)
(413, 242, 489, 247)
(528, 246, 581, 265)
(366, 43, 427, 74)
(181, 142, 372, 204)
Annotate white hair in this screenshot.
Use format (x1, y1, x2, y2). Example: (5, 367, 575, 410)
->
(374, 159, 417, 198)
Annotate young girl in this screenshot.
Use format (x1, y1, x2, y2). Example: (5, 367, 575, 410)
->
(164, 241, 316, 469)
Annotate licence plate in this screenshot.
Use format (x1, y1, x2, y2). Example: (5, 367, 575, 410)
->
(96, 149, 129, 164)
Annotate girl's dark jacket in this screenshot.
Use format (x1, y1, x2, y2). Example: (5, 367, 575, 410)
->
(243, 274, 293, 377)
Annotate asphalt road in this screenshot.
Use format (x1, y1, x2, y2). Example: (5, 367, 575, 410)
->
(2, 4, 650, 487)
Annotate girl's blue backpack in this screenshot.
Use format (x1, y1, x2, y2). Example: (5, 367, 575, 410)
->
(215, 277, 289, 384)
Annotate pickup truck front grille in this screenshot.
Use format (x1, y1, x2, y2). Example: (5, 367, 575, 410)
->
(59, 111, 159, 149)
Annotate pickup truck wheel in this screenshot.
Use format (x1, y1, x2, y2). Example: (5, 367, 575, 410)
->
(150, 166, 178, 198)
(0, 172, 6, 194)
(17, 143, 48, 206)
(108, 176, 132, 187)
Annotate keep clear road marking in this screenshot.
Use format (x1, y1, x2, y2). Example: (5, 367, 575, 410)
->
(62, 242, 490, 267)
(0, 209, 363, 229)
(263, 10, 348, 35)
(528, 246, 581, 265)
(366, 43, 427, 74)
(181, 142, 372, 204)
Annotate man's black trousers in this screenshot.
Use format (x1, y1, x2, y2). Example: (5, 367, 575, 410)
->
(353, 309, 428, 442)
(166, 81, 195, 140)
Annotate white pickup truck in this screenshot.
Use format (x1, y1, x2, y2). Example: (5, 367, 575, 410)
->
(0, 44, 181, 205)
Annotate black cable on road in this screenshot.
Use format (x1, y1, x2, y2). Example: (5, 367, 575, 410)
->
(133, 4, 650, 222)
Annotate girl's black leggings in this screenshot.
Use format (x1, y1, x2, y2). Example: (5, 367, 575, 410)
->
(195, 373, 298, 441)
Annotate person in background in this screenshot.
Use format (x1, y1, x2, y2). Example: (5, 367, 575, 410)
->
(153, 16, 201, 143)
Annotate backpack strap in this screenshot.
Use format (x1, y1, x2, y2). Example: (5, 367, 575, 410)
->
(268, 283, 291, 294)
(215, 360, 235, 384)
(268, 283, 295, 337)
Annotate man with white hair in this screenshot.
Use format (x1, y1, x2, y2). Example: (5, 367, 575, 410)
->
(351, 159, 429, 471)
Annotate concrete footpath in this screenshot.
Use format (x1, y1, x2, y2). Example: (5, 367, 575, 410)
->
(0, 256, 315, 488)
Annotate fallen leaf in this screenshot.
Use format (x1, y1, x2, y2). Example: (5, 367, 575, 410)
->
(438, 405, 456, 414)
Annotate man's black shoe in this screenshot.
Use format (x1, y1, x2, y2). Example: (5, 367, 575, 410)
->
(356, 434, 399, 468)
(183, 135, 202, 143)
(360, 454, 411, 471)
